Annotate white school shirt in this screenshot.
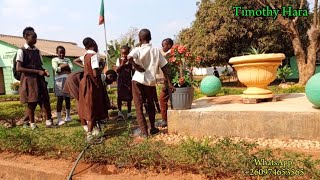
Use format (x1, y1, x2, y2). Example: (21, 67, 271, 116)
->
(52, 57, 73, 75)
(156, 49, 170, 80)
(16, 43, 43, 62)
(116, 58, 120, 66)
(79, 53, 106, 81)
(128, 44, 167, 86)
(83, 50, 100, 69)
(116, 58, 130, 66)
(79, 56, 84, 63)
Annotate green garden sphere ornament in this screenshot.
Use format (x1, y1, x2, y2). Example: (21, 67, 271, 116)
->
(306, 73, 320, 108)
(200, 75, 222, 97)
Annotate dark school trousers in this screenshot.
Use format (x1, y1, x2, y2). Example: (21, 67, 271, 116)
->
(132, 80, 156, 135)
(159, 84, 170, 122)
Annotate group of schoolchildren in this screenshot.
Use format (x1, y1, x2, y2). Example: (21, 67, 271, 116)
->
(16, 27, 175, 143)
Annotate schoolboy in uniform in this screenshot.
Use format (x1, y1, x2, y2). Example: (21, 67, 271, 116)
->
(127, 29, 174, 138)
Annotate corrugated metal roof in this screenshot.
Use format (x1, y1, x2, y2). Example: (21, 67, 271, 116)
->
(0, 34, 86, 57)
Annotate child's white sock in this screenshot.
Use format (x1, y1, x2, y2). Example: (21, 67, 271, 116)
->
(65, 109, 72, 122)
(92, 127, 100, 136)
(66, 109, 71, 118)
(83, 125, 88, 132)
(30, 123, 36, 128)
(118, 111, 123, 117)
(46, 120, 52, 126)
(86, 132, 93, 142)
(57, 112, 62, 120)
(127, 112, 131, 117)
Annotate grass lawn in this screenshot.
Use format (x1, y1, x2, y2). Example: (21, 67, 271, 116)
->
(0, 115, 319, 179)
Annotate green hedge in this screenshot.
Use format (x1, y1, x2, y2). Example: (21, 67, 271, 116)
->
(0, 95, 20, 102)
(269, 85, 305, 94)
(0, 99, 77, 121)
(0, 102, 25, 120)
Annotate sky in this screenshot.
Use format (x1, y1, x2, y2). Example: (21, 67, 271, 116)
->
(0, 0, 315, 53)
(0, 0, 198, 53)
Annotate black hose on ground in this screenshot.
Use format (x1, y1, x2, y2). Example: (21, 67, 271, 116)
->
(67, 120, 103, 180)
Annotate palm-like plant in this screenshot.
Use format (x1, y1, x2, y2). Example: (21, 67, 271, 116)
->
(107, 40, 121, 68)
(242, 46, 266, 55)
(277, 65, 293, 83)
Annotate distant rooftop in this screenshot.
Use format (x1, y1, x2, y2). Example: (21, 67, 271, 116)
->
(0, 34, 86, 57)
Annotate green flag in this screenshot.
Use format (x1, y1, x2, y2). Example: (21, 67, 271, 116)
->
(99, 0, 105, 25)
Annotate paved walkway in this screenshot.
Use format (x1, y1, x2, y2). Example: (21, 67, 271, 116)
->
(190, 93, 318, 112)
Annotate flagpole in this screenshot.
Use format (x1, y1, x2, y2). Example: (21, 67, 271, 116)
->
(103, 21, 111, 89)
(103, 22, 109, 70)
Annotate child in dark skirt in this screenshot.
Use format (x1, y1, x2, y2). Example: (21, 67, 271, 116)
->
(63, 69, 117, 132)
(16, 27, 54, 129)
(116, 45, 134, 120)
(78, 37, 110, 143)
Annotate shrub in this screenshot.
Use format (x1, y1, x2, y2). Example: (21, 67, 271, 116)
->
(193, 88, 202, 99)
(242, 46, 266, 55)
(277, 65, 293, 83)
(219, 88, 244, 95)
(269, 85, 305, 94)
(0, 94, 20, 102)
(0, 102, 25, 120)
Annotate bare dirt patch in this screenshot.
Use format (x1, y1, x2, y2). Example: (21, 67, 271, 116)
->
(0, 152, 205, 180)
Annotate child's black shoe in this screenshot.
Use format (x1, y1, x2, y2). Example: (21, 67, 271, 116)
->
(150, 128, 160, 135)
(155, 120, 167, 128)
(23, 122, 30, 129)
(46, 124, 56, 128)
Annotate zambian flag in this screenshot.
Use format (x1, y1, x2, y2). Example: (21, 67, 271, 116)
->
(99, 0, 105, 25)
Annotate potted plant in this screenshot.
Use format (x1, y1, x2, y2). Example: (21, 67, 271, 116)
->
(166, 44, 201, 109)
(229, 47, 285, 99)
(10, 82, 20, 95)
(277, 65, 294, 88)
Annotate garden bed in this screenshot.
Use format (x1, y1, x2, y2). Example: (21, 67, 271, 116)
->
(0, 118, 319, 179)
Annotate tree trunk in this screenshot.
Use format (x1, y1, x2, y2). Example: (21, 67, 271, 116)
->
(257, 0, 320, 85)
(293, 26, 319, 85)
(276, 16, 318, 85)
(314, 0, 318, 25)
(299, 26, 320, 84)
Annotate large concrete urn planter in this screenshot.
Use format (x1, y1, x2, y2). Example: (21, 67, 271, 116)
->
(229, 53, 285, 99)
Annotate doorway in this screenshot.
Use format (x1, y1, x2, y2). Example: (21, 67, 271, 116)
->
(0, 68, 5, 95)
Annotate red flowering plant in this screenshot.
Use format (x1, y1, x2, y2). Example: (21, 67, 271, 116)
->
(165, 44, 201, 87)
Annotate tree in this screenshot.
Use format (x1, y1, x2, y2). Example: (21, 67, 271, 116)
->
(256, 0, 315, 85)
(107, 40, 121, 68)
(177, 0, 306, 68)
(106, 27, 139, 68)
(119, 27, 139, 47)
